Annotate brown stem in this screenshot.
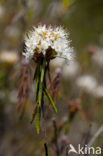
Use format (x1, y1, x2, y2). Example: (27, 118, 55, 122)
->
(53, 120, 60, 156)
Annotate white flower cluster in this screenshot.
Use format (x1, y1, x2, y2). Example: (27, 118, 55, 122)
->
(23, 25, 72, 61)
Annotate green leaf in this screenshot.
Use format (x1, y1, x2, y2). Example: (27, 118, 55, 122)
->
(35, 63, 40, 101)
(36, 106, 41, 134)
(38, 57, 46, 105)
(41, 57, 46, 83)
(35, 75, 39, 96)
(38, 81, 43, 105)
(30, 104, 38, 124)
(26, 32, 29, 39)
(33, 62, 40, 81)
(44, 87, 57, 113)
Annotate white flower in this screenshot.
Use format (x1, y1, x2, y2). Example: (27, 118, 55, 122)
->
(23, 25, 73, 62)
(76, 75, 97, 93)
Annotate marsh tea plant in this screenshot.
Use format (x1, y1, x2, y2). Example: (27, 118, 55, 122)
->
(18, 25, 73, 134)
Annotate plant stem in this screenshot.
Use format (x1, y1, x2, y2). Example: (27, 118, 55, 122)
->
(44, 143, 48, 156)
(53, 120, 60, 156)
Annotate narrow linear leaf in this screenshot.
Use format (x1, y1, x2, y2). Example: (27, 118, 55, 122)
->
(26, 32, 29, 39)
(35, 75, 39, 96)
(36, 106, 41, 134)
(33, 62, 40, 81)
(38, 57, 46, 105)
(44, 87, 57, 113)
(35, 63, 40, 100)
(30, 104, 38, 124)
(38, 81, 43, 105)
(41, 57, 46, 83)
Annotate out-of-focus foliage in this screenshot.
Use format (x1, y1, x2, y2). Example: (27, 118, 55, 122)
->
(0, 0, 103, 156)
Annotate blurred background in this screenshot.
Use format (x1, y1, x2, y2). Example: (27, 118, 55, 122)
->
(0, 0, 103, 156)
